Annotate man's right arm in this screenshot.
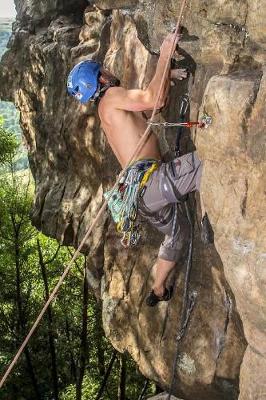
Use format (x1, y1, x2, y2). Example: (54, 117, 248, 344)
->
(145, 33, 180, 107)
(99, 33, 180, 113)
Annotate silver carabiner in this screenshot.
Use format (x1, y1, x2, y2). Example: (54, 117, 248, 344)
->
(200, 114, 212, 128)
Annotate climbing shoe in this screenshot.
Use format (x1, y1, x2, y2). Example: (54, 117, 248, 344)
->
(146, 286, 173, 307)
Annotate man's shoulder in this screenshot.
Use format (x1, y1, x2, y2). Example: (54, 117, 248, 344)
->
(98, 86, 126, 112)
(103, 86, 126, 100)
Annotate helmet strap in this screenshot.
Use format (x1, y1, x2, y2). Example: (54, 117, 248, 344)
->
(91, 77, 120, 103)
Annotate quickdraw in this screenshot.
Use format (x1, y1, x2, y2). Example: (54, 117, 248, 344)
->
(148, 114, 212, 129)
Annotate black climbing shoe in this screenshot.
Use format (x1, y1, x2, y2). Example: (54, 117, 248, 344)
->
(146, 287, 173, 307)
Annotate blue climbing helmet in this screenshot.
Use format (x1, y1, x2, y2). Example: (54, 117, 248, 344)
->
(67, 60, 101, 104)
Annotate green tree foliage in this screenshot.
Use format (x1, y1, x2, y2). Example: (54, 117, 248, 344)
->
(0, 18, 21, 140)
(0, 102, 22, 138)
(0, 116, 28, 172)
(0, 116, 18, 164)
(0, 123, 155, 399)
(0, 18, 28, 172)
(0, 19, 154, 396)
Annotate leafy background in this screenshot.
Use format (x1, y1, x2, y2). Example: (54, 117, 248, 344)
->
(0, 18, 28, 171)
(0, 17, 155, 400)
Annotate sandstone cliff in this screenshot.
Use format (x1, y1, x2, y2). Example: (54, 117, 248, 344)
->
(0, 1, 265, 399)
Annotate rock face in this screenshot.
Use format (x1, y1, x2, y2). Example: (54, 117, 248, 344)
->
(0, 1, 265, 399)
(147, 393, 182, 400)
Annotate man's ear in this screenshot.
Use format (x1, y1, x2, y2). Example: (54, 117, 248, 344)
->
(99, 72, 110, 84)
(99, 75, 106, 84)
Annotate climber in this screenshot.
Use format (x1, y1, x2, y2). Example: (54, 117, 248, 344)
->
(67, 32, 202, 306)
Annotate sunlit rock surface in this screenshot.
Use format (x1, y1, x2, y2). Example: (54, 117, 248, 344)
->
(1, 1, 265, 399)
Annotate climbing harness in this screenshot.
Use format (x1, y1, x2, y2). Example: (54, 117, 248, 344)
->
(0, 0, 189, 388)
(104, 159, 159, 247)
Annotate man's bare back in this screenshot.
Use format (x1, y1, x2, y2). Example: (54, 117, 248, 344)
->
(98, 87, 161, 167)
(97, 32, 187, 168)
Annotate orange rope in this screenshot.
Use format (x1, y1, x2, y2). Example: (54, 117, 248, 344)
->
(0, 0, 188, 388)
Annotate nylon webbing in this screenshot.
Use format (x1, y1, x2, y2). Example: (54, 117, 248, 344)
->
(0, 0, 188, 388)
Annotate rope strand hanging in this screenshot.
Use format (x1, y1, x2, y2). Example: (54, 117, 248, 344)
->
(0, 0, 188, 388)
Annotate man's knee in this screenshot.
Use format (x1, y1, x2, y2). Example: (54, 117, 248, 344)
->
(160, 151, 202, 201)
(158, 231, 189, 263)
(158, 244, 187, 263)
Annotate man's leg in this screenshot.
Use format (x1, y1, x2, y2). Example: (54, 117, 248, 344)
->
(145, 220, 189, 306)
(139, 198, 189, 305)
(161, 152, 202, 200)
(153, 213, 189, 294)
(152, 258, 176, 297)
(139, 152, 201, 304)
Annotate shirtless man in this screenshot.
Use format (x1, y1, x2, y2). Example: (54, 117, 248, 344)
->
(67, 33, 202, 306)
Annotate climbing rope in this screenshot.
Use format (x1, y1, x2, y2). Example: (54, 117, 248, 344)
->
(0, 0, 188, 388)
(167, 201, 196, 400)
(166, 95, 197, 400)
(138, 378, 149, 400)
(174, 94, 189, 157)
(95, 350, 117, 400)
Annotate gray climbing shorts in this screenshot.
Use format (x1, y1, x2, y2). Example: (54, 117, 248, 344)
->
(138, 151, 202, 262)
